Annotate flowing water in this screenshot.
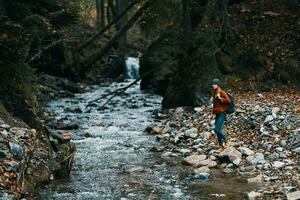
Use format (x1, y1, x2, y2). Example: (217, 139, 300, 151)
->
(37, 80, 262, 200)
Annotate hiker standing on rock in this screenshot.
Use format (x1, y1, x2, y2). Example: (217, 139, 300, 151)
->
(211, 78, 231, 153)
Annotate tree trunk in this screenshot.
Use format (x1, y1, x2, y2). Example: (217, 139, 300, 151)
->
(96, 0, 105, 27)
(83, 0, 156, 72)
(115, 0, 128, 50)
(78, 0, 140, 52)
(182, 0, 192, 48)
(100, 0, 105, 27)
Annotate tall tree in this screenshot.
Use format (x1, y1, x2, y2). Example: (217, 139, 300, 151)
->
(96, 0, 105, 27)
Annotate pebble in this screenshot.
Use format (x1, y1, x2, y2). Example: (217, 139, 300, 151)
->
(194, 166, 210, 174)
(194, 172, 210, 179)
(182, 154, 207, 166)
(239, 147, 254, 156)
(218, 147, 242, 162)
(5, 161, 19, 172)
(272, 161, 285, 169)
(248, 191, 263, 199)
(9, 142, 24, 160)
(286, 191, 300, 200)
(247, 174, 263, 183)
(264, 115, 274, 123)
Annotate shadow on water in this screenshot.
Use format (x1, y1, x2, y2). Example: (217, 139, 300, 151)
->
(36, 81, 263, 200)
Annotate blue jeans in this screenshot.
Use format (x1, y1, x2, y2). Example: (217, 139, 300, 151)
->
(214, 112, 226, 146)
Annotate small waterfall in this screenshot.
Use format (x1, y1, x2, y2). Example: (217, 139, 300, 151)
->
(125, 57, 140, 79)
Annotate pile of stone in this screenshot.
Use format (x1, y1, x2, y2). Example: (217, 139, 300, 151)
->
(147, 90, 300, 199)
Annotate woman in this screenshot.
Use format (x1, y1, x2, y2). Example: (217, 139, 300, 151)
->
(211, 78, 231, 152)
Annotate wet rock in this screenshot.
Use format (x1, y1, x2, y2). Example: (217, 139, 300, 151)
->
(161, 152, 172, 158)
(9, 142, 24, 160)
(0, 149, 7, 158)
(247, 174, 263, 183)
(293, 147, 300, 153)
(218, 147, 242, 163)
(182, 154, 207, 166)
(184, 128, 198, 138)
(239, 147, 254, 156)
(5, 161, 20, 172)
(280, 140, 287, 147)
(55, 121, 79, 130)
(286, 191, 300, 200)
(124, 166, 145, 173)
(179, 148, 192, 156)
(272, 161, 285, 169)
(240, 166, 255, 172)
(232, 158, 241, 166)
(247, 191, 263, 199)
(194, 172, 210, 179)
(194, 166, 210, 174)
(146, 125, 162, 134)
(197, 159, 217, 168)
(0, 124, 10, 129)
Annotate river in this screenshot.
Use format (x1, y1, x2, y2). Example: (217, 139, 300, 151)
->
(37, 80, 261, 200)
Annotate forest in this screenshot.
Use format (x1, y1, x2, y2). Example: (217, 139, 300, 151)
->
(0, 0, 299, 199)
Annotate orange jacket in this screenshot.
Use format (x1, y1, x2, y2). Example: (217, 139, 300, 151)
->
(213, 90, 230, 114)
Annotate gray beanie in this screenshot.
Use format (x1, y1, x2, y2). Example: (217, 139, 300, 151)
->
(212, 78, 221, 86)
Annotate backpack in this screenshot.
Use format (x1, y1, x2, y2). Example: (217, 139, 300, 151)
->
(225, 91, 235, 114)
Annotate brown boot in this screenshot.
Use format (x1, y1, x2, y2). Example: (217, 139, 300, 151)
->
(224, 140, 231, 149)
(216, 146, 224, 153)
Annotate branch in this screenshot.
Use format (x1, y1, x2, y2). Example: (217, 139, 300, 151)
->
(87, 69, 154, 107)
(25, 38, 63, 64)
(84, 0, 156, 69)
(78, 0, 140, 52)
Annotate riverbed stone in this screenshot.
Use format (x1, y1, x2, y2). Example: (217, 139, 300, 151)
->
(247, 174, 263, 183)
(239, 147, 254, 156)
(194, 166, 210, 174)
(194, 172, 210, 179)
(293, 147, 300, 153)
(218, 147, 242, 162)
(182, 154, 207, 166)
(272, 161, 285, 169)
(250, 153, 266, 165)
(197, 159, 217, 168)
(286, 191, 300, 200)
(264, 115, 274, 123)
(5, 161, 20, 172)
(248, 191, 263, 199)
(9, 142, 24, 160)
(184, 128, 198, 138)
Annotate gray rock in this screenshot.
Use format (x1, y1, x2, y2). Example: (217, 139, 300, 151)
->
(0, 149, 7, 158)
(286, 191, 300, 200)
(280, 140, 287, 147)
(179, 148, 192, 156)
(218, 147, 242, 162)
(0, 124, 10, 129)
(182, 154, 207, 166)
(161, 152, 172, 158)
(264, 115, 274, 123)
(5, 161, 19, 172)
(0, 192, 14, 200)
(194, 172, 210, 179)
(232, 158, 241, 166)
(247, 174, 263, 183)
(250, 153, 266, 165)
(248, 191, 263, 199)
(9, 142, 24, 160)
(184, 128, 198, 138)
(239, 147, 254, 156)
(194, 166, 210, 174)
(293, 147, 300, 153)
(272, 107, 280, 115)
(202, 131, 212, 140)
(197, 159, 217, 168)
(271, 125, 278, 131)
(272, 161, 285, 169)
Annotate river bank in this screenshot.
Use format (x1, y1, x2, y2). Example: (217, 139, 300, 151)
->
(147, 89, 300, 199)
(0, 73, 86, 199)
